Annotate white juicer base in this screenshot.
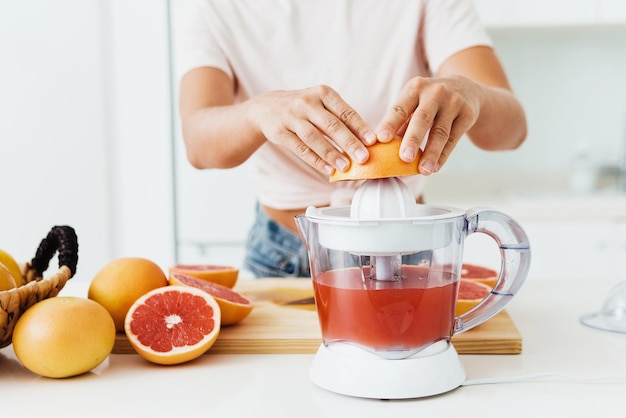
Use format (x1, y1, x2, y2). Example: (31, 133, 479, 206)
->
(309, 343, 466, 399)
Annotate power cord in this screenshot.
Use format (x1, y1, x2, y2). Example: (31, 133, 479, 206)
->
(462, 372, 626, 386)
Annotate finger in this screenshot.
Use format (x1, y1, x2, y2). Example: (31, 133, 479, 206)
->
(399, 101, 438, 164)
(290, 120, 352, 172)
(375, 79, 421, 142)
(310, 108, 370, 165)
(276, 129, 341, 175)
(319, 86, 377, 147)
(418, 116, 454, 174)
(436, 114, 475, 168)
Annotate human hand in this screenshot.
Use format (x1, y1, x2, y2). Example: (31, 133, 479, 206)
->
(375, 75, 482, 175)
(248, 85, 376, 175)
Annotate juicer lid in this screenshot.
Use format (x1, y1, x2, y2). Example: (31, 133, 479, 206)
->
(302, 178, 464, 254)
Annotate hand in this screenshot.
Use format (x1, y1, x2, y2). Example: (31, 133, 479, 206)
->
(375, 75, 482, 175)
(248, 85, 376, 175)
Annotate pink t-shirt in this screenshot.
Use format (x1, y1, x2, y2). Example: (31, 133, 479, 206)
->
(176, 0, 492, 209)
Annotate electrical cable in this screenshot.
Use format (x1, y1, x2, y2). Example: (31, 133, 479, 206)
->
(462, 372, 626, 386)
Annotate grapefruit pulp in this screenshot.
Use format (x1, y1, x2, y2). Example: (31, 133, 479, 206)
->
(124, 286, 221, 365)
(461, 263, 498, 288)
(455, 279, 492, 316)
(169, 272, 253, 326)
(169, 264, 239, 288)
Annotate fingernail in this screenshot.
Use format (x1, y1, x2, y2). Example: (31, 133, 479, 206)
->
(335, 157, 349, 172)
(354, 148, 368, 164)
(420, 160, 434, 174)
(377, 130, 392, 142)
(364, 131, 376, 145)
(401, 147, 416, 162)
(324, 164, 334, 175)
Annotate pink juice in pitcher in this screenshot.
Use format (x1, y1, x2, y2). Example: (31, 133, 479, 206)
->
(313, 265, 458, 355)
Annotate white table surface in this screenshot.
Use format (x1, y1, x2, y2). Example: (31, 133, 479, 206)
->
(2, 276, 626, 418)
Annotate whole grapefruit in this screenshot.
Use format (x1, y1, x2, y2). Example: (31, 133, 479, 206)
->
(88, 257, 168, 331)
(0, 263, 16, 291)
(0, 248, 22, 287)
(12, 296, 116, 378)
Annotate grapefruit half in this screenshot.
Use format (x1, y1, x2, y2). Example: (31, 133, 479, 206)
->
(455, 279, 492, 316)
(169, 264, 239, 288)
(124, 285, 221, 365)
(169, 272, 253, 326)
(329, 138, 422, 182)
(461, 263, 499, 288)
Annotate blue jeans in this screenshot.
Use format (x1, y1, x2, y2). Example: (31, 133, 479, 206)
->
(243, 204, 310, 278)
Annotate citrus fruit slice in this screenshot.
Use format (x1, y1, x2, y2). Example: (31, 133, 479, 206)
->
(88, 257, 169, 331)
(0, 248, 23, 287)
(0, 263, 16, 291)
(329, 138, 422, 182)
(456, 279, 492, 316)
(169, 264, 239, 288)
(461, 263, 499, 288)
(12, 296, 116, 378)
(124, 285, 221, 365)
(169, 272, 253, 326)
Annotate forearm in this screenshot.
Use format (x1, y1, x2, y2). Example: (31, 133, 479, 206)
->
(180, 102, 266, 169)
(467, 84, 527, 151)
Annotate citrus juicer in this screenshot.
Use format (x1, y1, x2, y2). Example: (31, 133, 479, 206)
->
(295, 176, 531, 399)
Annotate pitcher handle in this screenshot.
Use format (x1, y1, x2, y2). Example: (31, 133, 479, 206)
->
(453, 207, 531, 335)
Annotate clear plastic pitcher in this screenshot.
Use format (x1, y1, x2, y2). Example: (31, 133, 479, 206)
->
(295, 201, 530, 360)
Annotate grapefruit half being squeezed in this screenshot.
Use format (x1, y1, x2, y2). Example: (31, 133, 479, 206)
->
(124, 285, 221, 365)
(329, 138, 422, 182)
(169, 272, 254, 326)
(455, 279, 492, 316)
(169, 264, 239, 288)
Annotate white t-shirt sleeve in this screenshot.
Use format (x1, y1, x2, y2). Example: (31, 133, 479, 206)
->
(422, 0, 492, 74)
(174, 0, 233, 81)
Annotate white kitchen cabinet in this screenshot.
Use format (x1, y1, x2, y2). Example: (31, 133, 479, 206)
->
(473, 0, 626, 26)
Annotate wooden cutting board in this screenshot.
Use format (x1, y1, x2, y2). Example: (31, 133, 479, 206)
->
(113, 278, 522, 355)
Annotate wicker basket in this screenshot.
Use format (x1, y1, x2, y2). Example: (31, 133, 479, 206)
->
(0, 225, 78, 348)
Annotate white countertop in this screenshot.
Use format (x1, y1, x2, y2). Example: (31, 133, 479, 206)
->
(3, 277, 626, 418)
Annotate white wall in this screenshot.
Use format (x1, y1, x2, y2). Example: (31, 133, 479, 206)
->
(0, 0, 175, 288)
(442, 25, 626, 177)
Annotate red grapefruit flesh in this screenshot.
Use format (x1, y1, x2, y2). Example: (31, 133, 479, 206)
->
(461, 263, 498, 288)
(456, 279, 492, 316)
(169, 273, 254, 326)
(169, 264, 239, 288)
(124, 285, 221, 365)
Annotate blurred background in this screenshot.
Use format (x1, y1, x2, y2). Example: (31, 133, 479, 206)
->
(2, 0, 626, 288)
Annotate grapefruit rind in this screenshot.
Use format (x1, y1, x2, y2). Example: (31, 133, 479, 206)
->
(124, 285, 221, 365)
(455, 279, 492, 316)
(169, 272, 254, 326)
(329, 138, 421, 183)
(168, 264, 239, 288)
